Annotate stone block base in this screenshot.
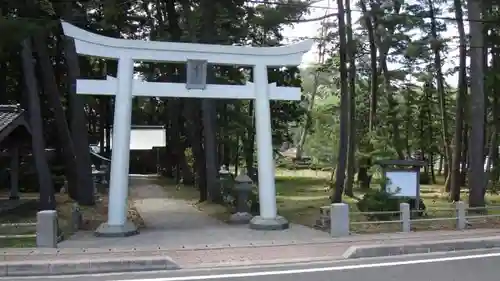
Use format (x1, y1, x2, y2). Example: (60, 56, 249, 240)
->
(228, 212, 253, 224)
(94, 221, 139, 237)
(249, 215, 289, 230)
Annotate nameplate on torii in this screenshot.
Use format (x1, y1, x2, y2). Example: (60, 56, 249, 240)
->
(76, 75, 301, 101)
(186, 59, 208, 90)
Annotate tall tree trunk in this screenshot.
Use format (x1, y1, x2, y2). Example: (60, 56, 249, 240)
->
(332, 0, 349, 202)
(492, 49, 500, 183)
(221, 103, 231, 167)
(437, 156, 443, 175)
(422, 82, 434, 182)
(61, 32, 95, 205)
(201, 99, 219, 201)
(467, 0, 486, 207)
(381, 62, 404, 159)
(179, 139, 195, 185)
(344, 0, 357, 197)
(20, 40, 56, 210)
(200, 0, 220, 203)
(244, 100, 257, 181)
(184, 100, 208, 201)
(359, 0, 378, 131)
(404, 88, 412, 158)
(295, 91, 316, 160)
(32, 33, 82, 202)
(461, 123, 469, 186)
(180, 0, 209, 201)
(373, 2, 404, 159)
(358, 0, 377, 189)
(165, 96, 183, 183)
(450, 0, 467, 201)
(428, 0, 451, 192)
(484, 130, 496, 196)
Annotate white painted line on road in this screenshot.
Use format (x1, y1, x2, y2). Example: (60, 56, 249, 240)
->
(114, 251, 500, 281)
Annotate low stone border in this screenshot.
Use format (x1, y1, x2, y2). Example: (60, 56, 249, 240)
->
(0, 256, 180, 276)
(314, 206, 330, 230)
(343, 236, 500, 259)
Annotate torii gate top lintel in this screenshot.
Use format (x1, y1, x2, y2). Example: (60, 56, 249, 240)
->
(61, 21, 313, 66)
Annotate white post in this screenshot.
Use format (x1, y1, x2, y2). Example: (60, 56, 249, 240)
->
(456, 201, 466, 230)
(330, 203, 349, 237)
(36, 210, 58, 248)
(249, 64, 289, 230)
(95, 57, 138, 237)
(400, 202, 410, 232)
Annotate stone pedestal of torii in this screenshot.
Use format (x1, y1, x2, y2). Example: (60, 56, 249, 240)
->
(61, 21, 312, 236)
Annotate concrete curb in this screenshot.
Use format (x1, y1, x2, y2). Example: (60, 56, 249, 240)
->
(0, 256, 180, 276)
(343, 236, 500, 259)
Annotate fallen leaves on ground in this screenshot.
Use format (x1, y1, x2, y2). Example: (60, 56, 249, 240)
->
(56, 193, 145, 233)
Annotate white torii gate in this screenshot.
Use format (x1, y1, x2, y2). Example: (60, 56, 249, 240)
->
(61, 21, 312, 236)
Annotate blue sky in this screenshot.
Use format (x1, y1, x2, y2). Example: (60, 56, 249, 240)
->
(281, 0, 467, 87)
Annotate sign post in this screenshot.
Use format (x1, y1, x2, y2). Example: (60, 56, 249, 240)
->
(377, 159, 426, 215)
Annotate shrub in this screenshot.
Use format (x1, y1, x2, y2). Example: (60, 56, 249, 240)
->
(405, 197, 427, 217)
(356, 188, 401, 220)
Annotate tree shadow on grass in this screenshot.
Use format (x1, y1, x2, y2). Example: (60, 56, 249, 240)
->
(274, 176, 330, 227)
(277, 197, 330, 227)
(275, 176, 329, 196)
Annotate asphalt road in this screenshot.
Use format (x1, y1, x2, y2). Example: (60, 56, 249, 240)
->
(4, 248, 500, 281)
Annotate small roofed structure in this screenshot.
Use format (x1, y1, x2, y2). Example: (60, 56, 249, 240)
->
(0, 104, 52, 203)
(0, 104, 31, 200)
(0, 104, 30, 142)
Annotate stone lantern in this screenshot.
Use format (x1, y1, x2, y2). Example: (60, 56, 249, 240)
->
(99, 164, 109, 185)
(218, 165, 233, 202)
(228, 172, 254, 224)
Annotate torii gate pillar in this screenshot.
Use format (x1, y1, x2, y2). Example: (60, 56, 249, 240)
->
(250, 64, 285, 229)
(61, 21, 312, 235)
(102, 57, 136, 235)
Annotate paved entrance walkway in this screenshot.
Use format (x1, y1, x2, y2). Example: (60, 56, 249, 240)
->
(58, 176, 330, 249)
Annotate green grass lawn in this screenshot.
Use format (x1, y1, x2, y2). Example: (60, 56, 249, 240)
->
(274, 168, 500, 233)
(158, 168, 500, 233)
(0, 205, 37, 248)
(275, 170, 331, 227)
(0, 237, 35, 248)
